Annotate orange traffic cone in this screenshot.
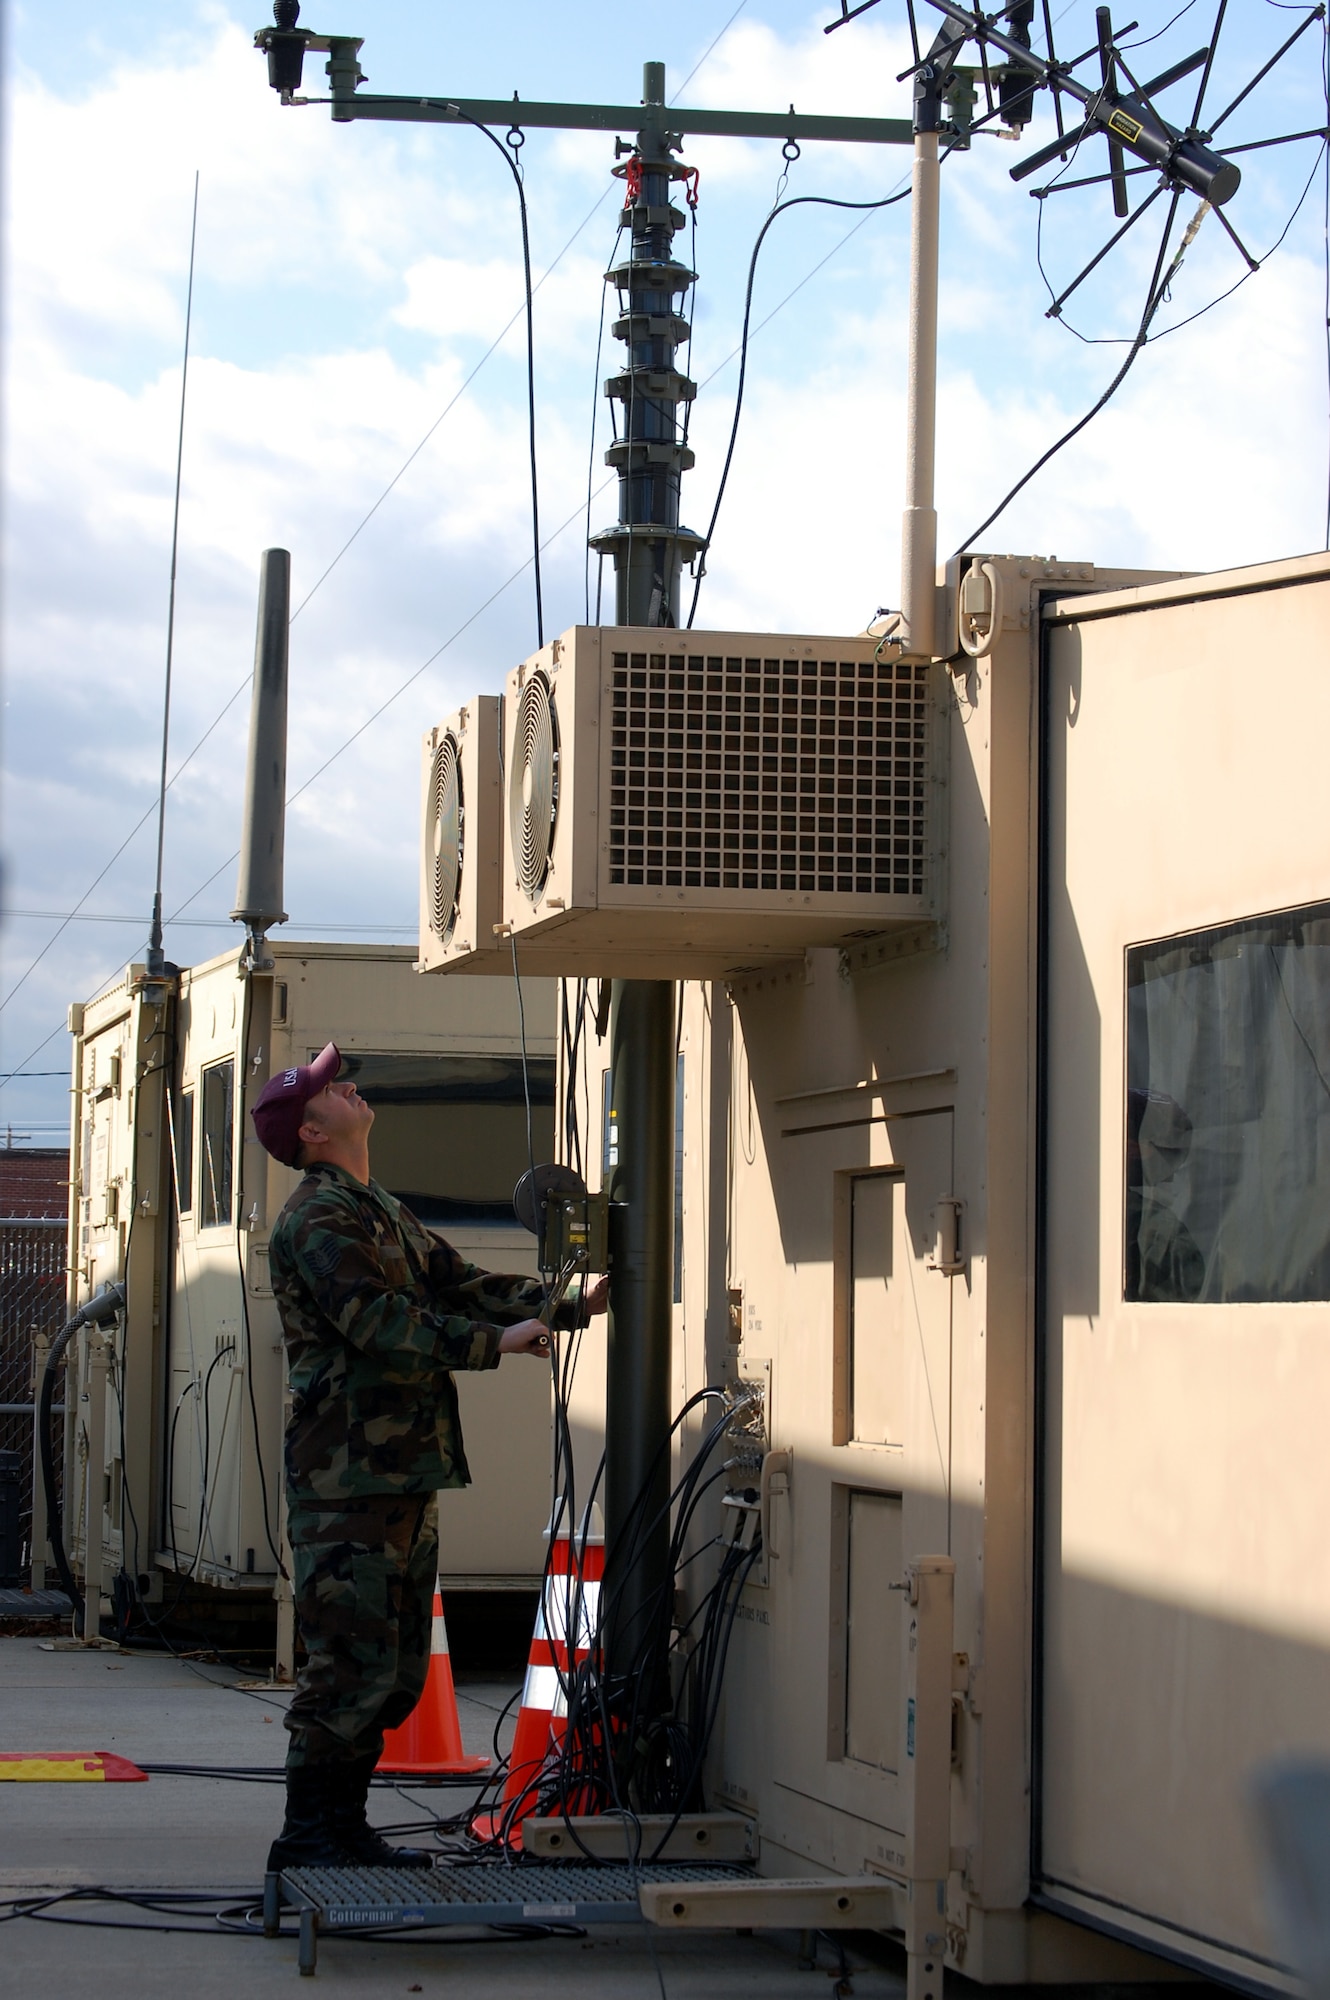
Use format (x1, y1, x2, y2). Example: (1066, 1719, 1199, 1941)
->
(377, 1588, 490, 1776)
(472, 1508, 604, 1845)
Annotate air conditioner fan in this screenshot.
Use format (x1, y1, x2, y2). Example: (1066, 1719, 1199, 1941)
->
(427, 730, 463, 943)
(508, 669, 559, 904)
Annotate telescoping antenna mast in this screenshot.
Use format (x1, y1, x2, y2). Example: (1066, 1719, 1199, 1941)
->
(593, 66, 700, 1681)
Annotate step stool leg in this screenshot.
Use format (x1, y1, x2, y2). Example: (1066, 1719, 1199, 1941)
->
(299, 1907, 319, 1977)
(263, 1871, 282, 1938)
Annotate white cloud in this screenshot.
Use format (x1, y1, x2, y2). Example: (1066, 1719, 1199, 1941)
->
(9, 22, 421, 347)
(692, 13, 915, 121)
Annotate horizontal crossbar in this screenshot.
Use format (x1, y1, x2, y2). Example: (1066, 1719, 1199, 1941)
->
(330, 94, 914, 146)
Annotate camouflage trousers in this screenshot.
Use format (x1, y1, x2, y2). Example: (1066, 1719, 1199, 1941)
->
(284, 1491, 439, 1768)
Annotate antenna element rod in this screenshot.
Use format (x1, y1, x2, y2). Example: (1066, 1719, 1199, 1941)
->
(147, 171, 200, 978)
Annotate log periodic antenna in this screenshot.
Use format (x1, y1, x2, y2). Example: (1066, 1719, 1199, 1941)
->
(897, 0, 1238, 202)
(855, 0, 1326, 573)
(896, 0, 1328, 310)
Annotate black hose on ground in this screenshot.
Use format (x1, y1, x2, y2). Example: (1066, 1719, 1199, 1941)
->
(39, 1284, 125, 1636)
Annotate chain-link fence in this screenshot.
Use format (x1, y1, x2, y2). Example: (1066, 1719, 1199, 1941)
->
(1, 1219, 69, 1584)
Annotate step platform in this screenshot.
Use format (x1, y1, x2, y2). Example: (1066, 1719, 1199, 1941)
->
(265, 1859, 756, 1975)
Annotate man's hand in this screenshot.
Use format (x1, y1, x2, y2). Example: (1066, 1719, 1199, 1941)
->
(580, 1274, 610, 1318)
(498, 1319, 551, 1355)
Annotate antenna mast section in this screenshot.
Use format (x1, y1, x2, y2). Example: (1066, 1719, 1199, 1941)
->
(231, 549, 291, 972)
(588, 64, 704, 628)
(900, 66, 943, 659)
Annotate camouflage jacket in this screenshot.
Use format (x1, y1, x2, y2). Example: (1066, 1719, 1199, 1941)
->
(269, 1162, 565, 1504)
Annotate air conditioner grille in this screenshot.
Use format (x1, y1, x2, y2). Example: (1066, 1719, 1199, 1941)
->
(427, 732, 462, 942)
(608, 651, 929, 895)
(510, 670, 560, 902)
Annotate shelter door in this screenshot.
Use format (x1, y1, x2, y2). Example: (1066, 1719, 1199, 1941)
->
(767, 1108, 953, 1853)
(1041, 576, 1330, 1980)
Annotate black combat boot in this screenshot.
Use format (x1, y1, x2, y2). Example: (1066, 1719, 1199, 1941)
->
(329, 1752, 435, 1868)
(266, 1763, 351, 1871)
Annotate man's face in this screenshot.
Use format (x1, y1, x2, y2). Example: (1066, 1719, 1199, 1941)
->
(299, 1078, 374, 1150)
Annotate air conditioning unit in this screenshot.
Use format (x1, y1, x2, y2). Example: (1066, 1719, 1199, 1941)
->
(488, 625, 943, 979)
(418, 696, 504, 973)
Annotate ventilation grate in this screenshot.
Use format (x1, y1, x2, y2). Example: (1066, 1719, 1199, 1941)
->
(427, 732, 462, 942)
(607, 651, 929, 895)
(510, 671, 560, 902)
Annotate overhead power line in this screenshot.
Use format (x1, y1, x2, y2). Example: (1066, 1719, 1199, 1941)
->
(674, 0, 748, 99)
(0, 674, 251, 1021)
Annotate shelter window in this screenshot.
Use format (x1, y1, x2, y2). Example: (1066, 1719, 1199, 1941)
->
(200, 1061, 234, 1230)
(337, 1051, 555, 1230)
(1126, 901, 1330, 1303)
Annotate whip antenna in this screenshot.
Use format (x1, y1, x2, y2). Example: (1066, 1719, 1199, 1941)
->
(146, 171, 200, 981)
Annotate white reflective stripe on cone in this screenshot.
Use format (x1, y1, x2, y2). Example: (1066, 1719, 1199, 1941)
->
(542, 1575, 600, 1651)
(523, 1663, 562, 1713)
(431, 1603, 447, 1655)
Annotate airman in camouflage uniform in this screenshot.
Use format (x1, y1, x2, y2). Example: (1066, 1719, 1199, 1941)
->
(251, 1042, 604, 1872)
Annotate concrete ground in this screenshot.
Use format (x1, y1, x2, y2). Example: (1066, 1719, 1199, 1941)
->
(0, 1634, 906, 1996)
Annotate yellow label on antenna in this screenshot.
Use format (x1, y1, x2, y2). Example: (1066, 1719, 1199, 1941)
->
(1108, 109, 1144, 145)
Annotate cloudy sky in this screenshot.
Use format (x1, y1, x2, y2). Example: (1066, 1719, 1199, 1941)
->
(3, 0, 1326, 1141)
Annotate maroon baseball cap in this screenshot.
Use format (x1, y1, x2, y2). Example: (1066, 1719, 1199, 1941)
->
(251, 1042, 342, 1166)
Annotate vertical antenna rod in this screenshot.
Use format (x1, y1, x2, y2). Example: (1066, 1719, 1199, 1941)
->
(146, 172, 200, 978)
